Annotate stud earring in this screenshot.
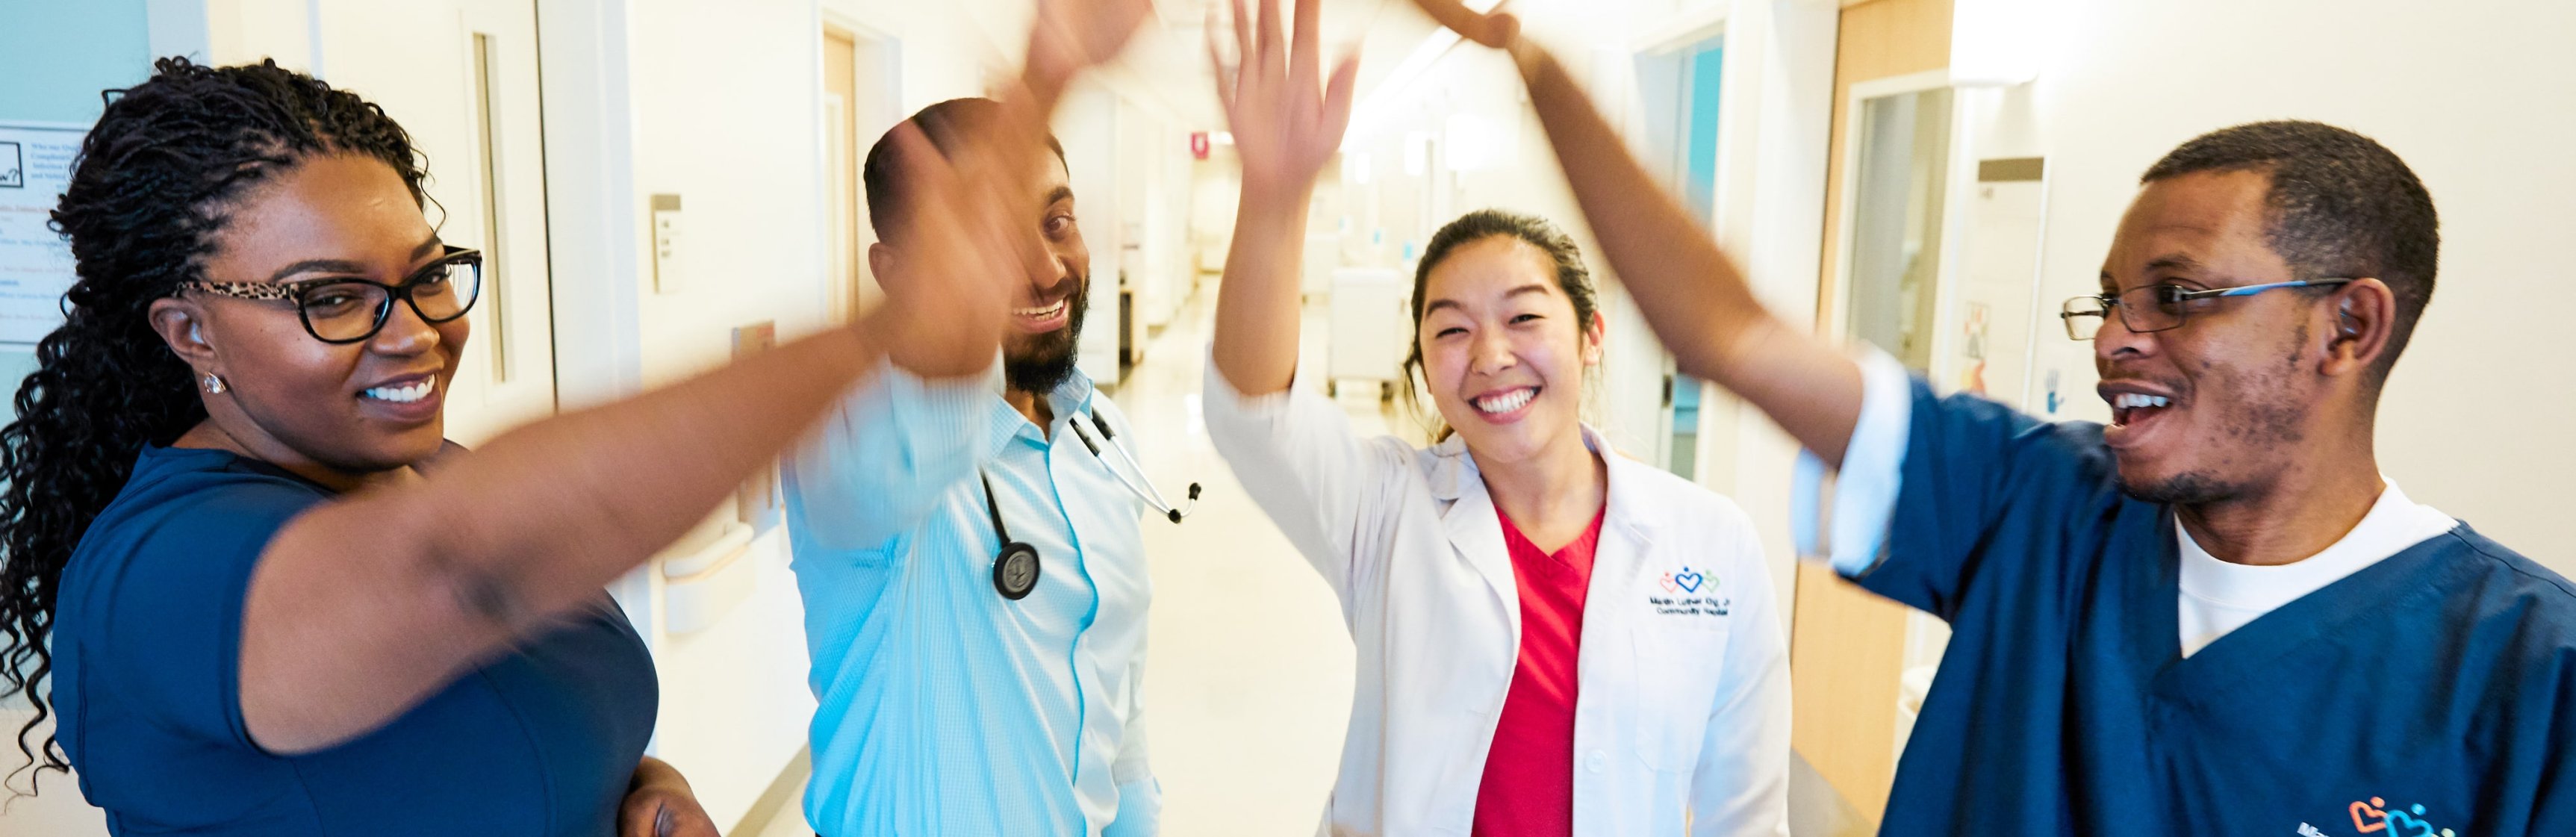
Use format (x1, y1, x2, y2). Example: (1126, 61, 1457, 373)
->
(201, 373, 227, 394)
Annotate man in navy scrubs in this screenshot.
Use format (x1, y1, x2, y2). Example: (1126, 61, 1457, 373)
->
(1795, 125, 2576, 837)
(1358, 7, 2575, 827)
(1437, 28, 2576, 827)
(1681, 119, 2574, 833)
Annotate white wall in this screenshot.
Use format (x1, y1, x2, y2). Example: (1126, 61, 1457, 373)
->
(618, 0, 842, 823)
(1995, 0, 2576, 572)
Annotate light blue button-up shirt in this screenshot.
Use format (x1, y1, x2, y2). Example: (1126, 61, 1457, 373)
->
(783, 363, 1158, 837)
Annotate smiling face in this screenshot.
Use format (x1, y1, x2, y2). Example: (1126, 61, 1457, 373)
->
(1416, 235, 1604, 464)
(153, 154, 464, 479)
(2094, 169, 2339, 504)
(998, 153, 1090, 394)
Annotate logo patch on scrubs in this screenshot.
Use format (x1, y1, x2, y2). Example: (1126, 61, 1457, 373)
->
(2298, 797, 2457, 837)
(1650, 565, 1728, 619)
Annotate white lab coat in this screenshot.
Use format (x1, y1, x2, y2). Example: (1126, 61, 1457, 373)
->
(1203, 363, 1791, 837)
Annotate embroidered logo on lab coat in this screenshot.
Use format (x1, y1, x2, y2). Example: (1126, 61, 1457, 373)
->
(1650, 566, 1730, 618)
(2300, 797, 2458, 837)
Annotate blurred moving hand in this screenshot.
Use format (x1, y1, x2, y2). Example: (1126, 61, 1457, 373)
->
(869, 121, 1033, 379)
(875, 0, 1154, 380)
(1400, 0, 1520, 50)
(1027, 0, 1157, 92)
(1209, 0, 1359, 196)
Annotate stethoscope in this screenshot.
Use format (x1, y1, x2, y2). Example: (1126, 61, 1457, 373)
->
(981, 412, 1201, 600)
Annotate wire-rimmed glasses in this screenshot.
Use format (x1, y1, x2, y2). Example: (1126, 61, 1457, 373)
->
(2060, 279, 2353, 340)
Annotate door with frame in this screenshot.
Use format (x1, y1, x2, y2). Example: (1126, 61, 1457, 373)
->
(319, 0, 561, 444)
(821, 20, 902, 325)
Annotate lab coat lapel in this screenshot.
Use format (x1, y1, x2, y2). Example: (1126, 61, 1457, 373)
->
(1586, 435, 1660, 613)
(1430, 436, 1520, 632)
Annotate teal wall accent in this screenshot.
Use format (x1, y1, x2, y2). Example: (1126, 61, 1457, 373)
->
(0, 0, 156, 415)
(0, 0, 153, 124)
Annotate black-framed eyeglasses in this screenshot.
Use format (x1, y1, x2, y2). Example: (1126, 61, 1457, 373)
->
(2060, 279, 2353, 340)
(179, 246, 484, 344)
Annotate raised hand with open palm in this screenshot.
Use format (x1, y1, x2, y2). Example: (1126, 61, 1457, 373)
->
(1210, 0, 1360, 197)
(1205, 0, 1360, 396)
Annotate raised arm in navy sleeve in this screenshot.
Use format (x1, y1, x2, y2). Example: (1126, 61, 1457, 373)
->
(1853, 381, 2129, 621)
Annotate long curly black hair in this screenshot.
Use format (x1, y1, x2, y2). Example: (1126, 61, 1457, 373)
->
(0, 57, 425, 792)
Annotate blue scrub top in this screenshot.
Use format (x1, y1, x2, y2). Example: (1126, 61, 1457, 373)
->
(1867, 382, 2576, 836)
(52, 445, 659, 836)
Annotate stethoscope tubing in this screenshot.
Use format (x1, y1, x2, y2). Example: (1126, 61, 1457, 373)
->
(980, 411, 1198, 600)
(1068, 414, 1198, 523)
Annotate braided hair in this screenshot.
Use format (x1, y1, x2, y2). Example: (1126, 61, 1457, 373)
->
(0, 57, 426, 791)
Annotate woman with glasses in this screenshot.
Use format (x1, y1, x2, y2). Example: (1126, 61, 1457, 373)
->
(0, 55, 1065, 836)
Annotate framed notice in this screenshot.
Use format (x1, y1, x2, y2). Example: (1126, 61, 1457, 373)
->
(0, 122, 87, 345)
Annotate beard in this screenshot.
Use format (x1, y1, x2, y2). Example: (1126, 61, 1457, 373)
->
(2118, 470, 2240, 505)
(1003, 281, 1089, 394)
(2113, 367, 2309, 508)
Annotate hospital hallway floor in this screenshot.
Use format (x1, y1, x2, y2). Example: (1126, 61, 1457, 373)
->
(759, 279, 1857, 836)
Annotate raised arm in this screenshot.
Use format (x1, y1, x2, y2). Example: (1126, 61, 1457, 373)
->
(232, 0, 1148, 751)
(1404, 1, 1865, 464)
(1207, 0, 1359, 396)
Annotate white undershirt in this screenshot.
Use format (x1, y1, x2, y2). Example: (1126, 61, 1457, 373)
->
(2175, 481, 2457, 656)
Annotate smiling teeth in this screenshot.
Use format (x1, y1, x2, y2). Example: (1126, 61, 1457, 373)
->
(1014, 300, 1066, 317)
(364, 381, 433, 403)
(2112, 393, 2170, 409)
(1474, 388, 1536, 414)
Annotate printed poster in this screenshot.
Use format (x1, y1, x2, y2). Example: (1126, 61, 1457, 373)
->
(0, 123, 87, 345)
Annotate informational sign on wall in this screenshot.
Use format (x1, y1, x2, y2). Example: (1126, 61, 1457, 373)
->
(0, 123, 86, 345)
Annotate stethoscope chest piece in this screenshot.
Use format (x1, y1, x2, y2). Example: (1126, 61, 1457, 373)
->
(992, 540, 1040, 600)
(981, 470, 1043, 600)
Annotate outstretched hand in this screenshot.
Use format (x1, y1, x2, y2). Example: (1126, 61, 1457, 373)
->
(1027, 0, 1155, 93)
(868, 119, 1052, 379)
(1208, 0, 1358, 197)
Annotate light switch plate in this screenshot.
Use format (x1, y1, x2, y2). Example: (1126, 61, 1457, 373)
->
(650, 193, 682, 293)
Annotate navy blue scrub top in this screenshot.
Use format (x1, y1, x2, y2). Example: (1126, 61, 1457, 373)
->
(52, 445, 659, 836)
(1866, 381, 2576, 836)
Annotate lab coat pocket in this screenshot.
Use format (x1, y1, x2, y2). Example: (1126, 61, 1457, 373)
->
(1631, 623, 1730, 771)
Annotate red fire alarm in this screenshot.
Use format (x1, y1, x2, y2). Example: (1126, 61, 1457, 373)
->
(1189, 131, 1210, 160)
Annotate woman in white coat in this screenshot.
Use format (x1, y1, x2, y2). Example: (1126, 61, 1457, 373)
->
(1200, 1, 1789, 834)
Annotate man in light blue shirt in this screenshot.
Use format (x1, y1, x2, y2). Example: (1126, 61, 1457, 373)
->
(783, 96, 1160, 836)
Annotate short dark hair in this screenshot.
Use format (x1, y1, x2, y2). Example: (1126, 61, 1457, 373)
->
(860, 98, 1067, 241)
(2140, 120, 2439, 380)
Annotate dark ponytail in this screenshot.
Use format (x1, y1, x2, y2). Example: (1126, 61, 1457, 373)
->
(0, 57, 426, 791)
(1397, 209, 1602, 441)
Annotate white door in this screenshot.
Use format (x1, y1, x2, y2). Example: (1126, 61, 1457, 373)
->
(318, 0, 559, 445)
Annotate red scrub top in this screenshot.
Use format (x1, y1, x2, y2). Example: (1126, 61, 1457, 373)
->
(1472, 504, 1608, 837)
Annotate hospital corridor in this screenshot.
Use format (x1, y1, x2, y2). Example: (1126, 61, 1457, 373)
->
(4, 0, 2575, 835)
